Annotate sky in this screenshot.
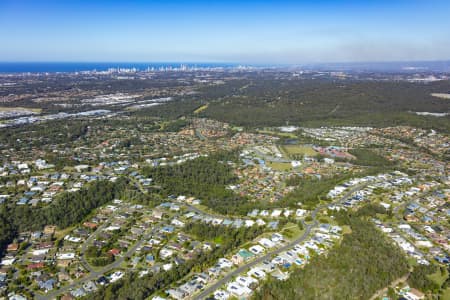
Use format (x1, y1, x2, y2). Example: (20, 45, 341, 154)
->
(1, 0, 450, 63)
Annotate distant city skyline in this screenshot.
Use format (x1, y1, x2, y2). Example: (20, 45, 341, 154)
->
(1, 0, 450, 63)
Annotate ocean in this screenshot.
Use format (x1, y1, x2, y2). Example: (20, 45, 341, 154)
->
(0, 62, 239, 73)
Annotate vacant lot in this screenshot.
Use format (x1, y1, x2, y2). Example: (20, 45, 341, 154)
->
(257, 129, 298, 138)
(0, 106, 41, 113)
(280, 144, 317, 157)
(267, 161, 292, 171)
(431, 93, 450, 99)
(194, 104, 209, 114)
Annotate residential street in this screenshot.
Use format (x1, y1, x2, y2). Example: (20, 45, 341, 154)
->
(192, 184, 366, 299)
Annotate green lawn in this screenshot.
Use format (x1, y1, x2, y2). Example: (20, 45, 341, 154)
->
(428, 268, 448, 286)
(442, 288, 450, 300)
(213, 236, 223, 244)
(267, 161, 292, 171)
(341, 225, 352, 235)
(407, 257, 419, 267)
(194, 104, 209, 114)
(0, 106, 42, 113)
(257, 129, 298, 138)
(280, 144, 317, 157)
(281, 222, 304, 240)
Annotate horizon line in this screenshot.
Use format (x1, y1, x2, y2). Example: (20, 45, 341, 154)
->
(1, 59, 450, 65)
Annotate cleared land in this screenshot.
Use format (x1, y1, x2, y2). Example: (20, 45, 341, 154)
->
(442, 288, 450, 300)
(431, 93, 450, 99)
(257, 129, 298, 138)
(281, 222, 304, 240)
(266, 161, 292, 171)
(280, 144, 317, 157)
(0, 106, 42, 113)
(194, 104, 209, 114)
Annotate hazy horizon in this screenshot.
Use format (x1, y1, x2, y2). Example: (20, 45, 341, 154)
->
(2, 60, 450, 74)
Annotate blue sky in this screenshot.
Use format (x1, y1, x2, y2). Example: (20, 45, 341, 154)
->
(1, 0, 449, 63)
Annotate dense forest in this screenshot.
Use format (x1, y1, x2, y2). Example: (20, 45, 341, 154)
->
(254, 214, 409, 300)
(198, 79, 450, 132)
(408, 264, 440, 293)
(3, 76, 450, 132)
(142, 153, 392, 215)
(142, 151, 254, 215)
(280, 173, 355, 209)
(280, 168, 392, 210)
(407, 264, 450, 296)
(0, 120, 89, 150)
(185, 221, 264, 245)
(0, 115, 190, 152)
(0, 207, 17, 258)
(134, 98, 203, 120)
(349, 148, 394, 167)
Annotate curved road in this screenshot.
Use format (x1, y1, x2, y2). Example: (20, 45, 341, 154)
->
(192, 184, 366, 300)
(37, 183, 365, 300)
(36, 227, 157, 300)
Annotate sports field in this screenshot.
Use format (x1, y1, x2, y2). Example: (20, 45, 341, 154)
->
(280, 144, 317, 157)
